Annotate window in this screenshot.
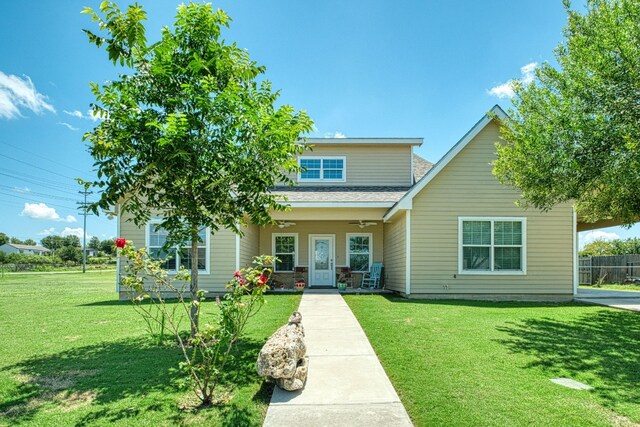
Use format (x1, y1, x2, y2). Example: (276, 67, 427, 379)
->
(273, 234, 297, 272)
(347, 233, 372, 272)
(299, 157, 346, 182)
(147, 221, 209, 274)
(458, 217, 526, 274)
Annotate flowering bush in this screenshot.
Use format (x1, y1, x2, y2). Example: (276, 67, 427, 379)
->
(116, 238, 274, 406)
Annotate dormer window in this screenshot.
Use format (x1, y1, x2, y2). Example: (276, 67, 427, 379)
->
(299, 156, 346, 182)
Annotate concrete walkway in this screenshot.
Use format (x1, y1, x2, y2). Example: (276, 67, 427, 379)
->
(575, 288, 640, 312)
(263, 289, 413, 427)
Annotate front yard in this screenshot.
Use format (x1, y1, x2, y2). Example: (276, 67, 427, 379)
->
(344, 295, 640, 427)
(0, 272, 300, 426)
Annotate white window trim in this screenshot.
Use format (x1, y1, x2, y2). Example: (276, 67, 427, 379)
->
(458, 216, 527, 275)
(298, 156, 347, 182)
(346, 232, 373, 273)
(272, 233, 298, 272)
(145, 219, 211, 275)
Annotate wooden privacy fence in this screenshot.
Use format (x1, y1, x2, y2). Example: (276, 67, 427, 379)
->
(579, 254, 640, 285)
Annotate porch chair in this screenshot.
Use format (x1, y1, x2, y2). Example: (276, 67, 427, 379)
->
(361, 262, 383, 289)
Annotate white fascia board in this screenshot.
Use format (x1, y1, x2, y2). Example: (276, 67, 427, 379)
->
(283, 201, 396, 208)
(383, 105, 508, 222)
(305, 138, 423, 146)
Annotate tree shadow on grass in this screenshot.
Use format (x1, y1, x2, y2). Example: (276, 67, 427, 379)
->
(497, 309, 640, 411)
(1, 336, 269, 426)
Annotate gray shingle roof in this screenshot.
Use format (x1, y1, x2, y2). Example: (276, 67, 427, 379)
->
(273, 186, 411, 203)
(7, 243, 50, 252)
(413, 154, 434, 183)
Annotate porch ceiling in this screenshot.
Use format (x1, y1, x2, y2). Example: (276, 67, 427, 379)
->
(271, 207, 389, 221)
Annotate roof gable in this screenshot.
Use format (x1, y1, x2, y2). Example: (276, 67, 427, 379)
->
(383, 105, 508, 221)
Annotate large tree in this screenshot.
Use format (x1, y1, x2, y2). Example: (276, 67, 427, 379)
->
(41, 235, 65, 251)
(82, 2, 313, 334)
(494, 0, 640, 225)
(88, 236, 101, 251)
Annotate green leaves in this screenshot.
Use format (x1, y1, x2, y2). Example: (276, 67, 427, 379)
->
(495, 0, 640, 225)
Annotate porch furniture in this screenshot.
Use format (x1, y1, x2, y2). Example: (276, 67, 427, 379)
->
(361, 262, 383, 289)
(336, 267, 354, 288)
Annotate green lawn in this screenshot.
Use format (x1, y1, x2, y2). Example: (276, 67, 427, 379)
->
(344, 295, 640, 427)
(0, 272, 300, 426)
(580, 283, 640, 292)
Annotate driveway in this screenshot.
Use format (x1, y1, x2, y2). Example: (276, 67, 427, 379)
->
(575, 288, 640, 312)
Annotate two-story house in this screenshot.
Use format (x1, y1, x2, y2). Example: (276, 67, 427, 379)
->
(117, 105, 579, 300)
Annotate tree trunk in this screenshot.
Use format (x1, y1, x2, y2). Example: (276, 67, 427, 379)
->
(190, 226, 199, 338)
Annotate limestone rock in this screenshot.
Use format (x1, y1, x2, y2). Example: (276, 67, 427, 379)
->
(256, 311, 308, 391)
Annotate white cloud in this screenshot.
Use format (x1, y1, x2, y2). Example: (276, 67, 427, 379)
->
(22, 202, 61, 221)
(38, 227, 56, 236)
(324, 131, 346, 138)
(87, 109, 101, 122)
(487, 82, 514, 99)
(21, 202, 78, 223)
(58, 122, 78, 131)
(488, 62, 538, 99)
(63, 110, 83, 118)
(63, 108, 101, 122)
(580, 230, 620, 246)
(13, 186, 31, 193)
(61, 227, 84, 238)
(0, 71, 55, 119)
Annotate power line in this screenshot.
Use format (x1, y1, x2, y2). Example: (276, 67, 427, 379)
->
(0, 191, 77, 210)
(0, 140, 89, 175)
(0, 170, 100, 202)
(0, 185, 80, 202)
(0, 153, 80, 181)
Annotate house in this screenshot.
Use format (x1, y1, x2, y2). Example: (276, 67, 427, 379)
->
(0, 243, 51, 256)
(117, 105, 580, 300)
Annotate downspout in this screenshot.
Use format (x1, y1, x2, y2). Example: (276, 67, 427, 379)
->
(235, 232, 240, 271)
(572, 208, 578, 296)
(405, 210, 411, 296)
(116, 203, 121, 294)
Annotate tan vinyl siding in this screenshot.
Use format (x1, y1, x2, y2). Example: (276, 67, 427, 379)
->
(259, 221, 383, 269)
(239, 223, 260, 268)
(118, 213, 235, 293)
(383, 211, 406, 293)
(409, 120, 573, 295)
(289, 144, 412, 186)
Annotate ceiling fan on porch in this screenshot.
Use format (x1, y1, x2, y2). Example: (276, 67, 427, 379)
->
(277, 221, 296, 228)
(349, 220, 377, 229)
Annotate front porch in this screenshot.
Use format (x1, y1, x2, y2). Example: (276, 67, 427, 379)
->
(245, 216, 388, 289)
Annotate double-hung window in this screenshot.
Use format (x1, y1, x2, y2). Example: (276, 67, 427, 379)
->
(273, 234, 297, 272)
(299, 157, 346, 182)
(347, 233, 372, 272)
(147, 221, 209, 274)
(459, 217, 526, 274)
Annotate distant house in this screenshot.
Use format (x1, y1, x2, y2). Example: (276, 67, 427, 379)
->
(0, 243, 51, 256)
(84, 248, 98, 257)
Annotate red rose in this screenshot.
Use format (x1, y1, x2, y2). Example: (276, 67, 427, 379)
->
(115, 238, 126, 249)
(256, 275, 267, 286)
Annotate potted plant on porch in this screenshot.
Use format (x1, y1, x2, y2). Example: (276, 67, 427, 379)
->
(295, 280, 306, 291)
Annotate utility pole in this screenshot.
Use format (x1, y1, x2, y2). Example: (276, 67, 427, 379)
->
(77, 190, 93, 273)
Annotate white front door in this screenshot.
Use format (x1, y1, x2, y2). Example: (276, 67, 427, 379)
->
(309, 235, 335, 287)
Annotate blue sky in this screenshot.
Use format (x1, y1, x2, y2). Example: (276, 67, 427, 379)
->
(0, 0, 635, 247)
